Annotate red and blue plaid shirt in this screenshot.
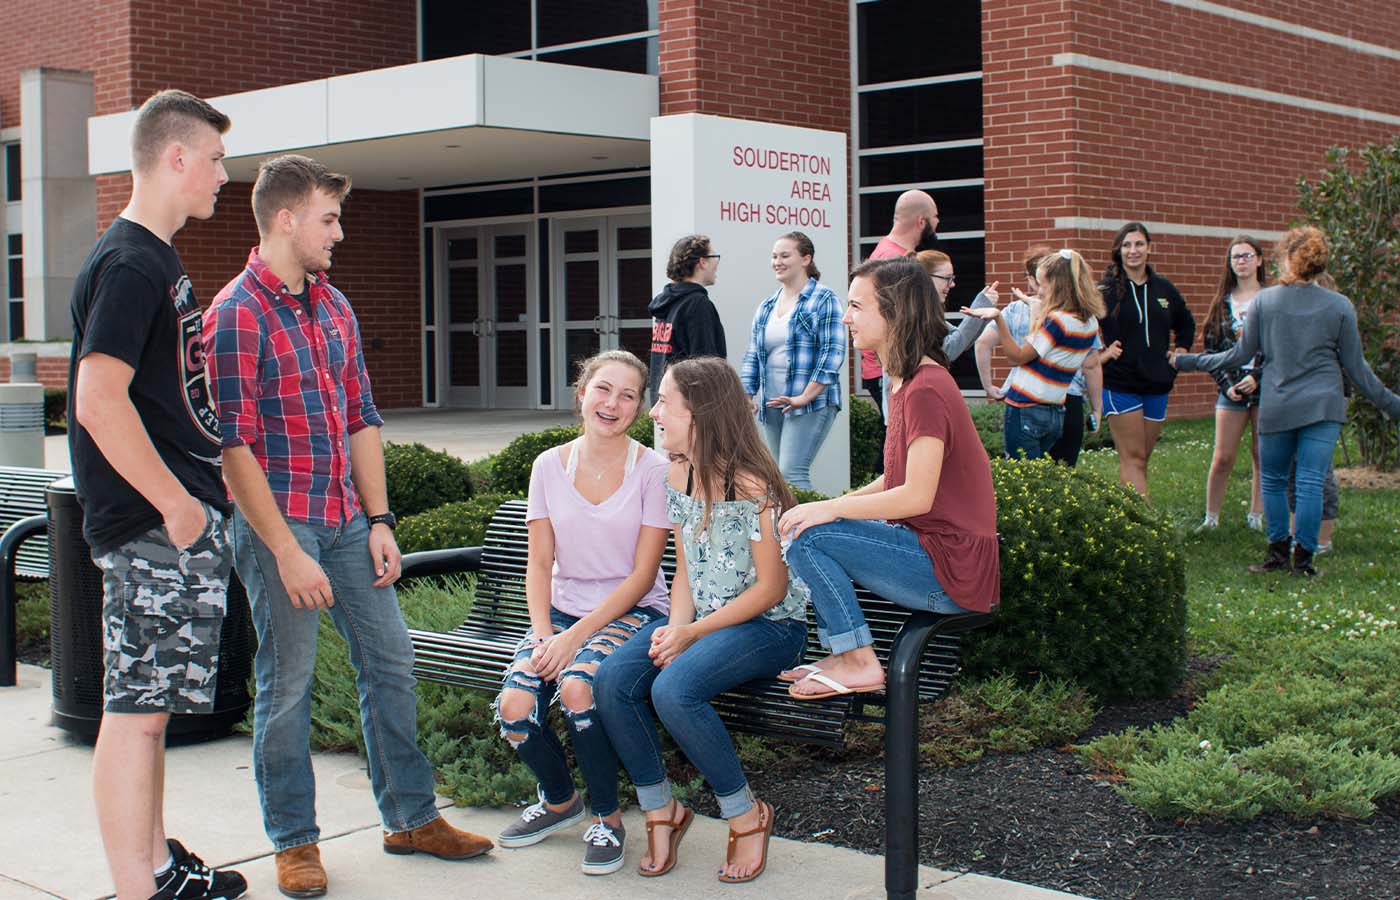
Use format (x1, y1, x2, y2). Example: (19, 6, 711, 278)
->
(203, 248, 383, 527)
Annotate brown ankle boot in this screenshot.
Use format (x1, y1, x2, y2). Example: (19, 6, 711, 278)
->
(1249, 539, 1292, 574)
(383, 815, 493, 860)
(275, 843, 327, 898)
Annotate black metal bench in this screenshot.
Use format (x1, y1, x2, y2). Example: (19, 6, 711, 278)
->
(404, 499, 995, 900)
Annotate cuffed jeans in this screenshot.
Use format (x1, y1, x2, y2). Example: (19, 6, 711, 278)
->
(594, 615, 806, 819)
(760, 404, 838, 490)
(233, 510, 439, 851)
(786, 519, 968, 654)
(1259, 421, 1341, 553)
(1003, 403, 1065, 461)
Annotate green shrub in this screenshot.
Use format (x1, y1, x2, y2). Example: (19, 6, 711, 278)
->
(465, 454, 496, 494)
(383, 442, 473, 518)
(848, 396, 883, 484)
(627, 415, 655, 447)
(43, 388, 67, 432)
(962, 458, 1187, 699)
(491, 426, 582, 495)
(397, 493, 518, 554)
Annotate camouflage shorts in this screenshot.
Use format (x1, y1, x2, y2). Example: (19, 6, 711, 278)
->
(92, 503, 232, 714)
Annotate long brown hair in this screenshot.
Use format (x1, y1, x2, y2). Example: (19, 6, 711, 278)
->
(1202, 235, 1268, 340)
(1102, 221, 1151, 306)
(664, 357, 795, 524)
(850, 257, 949, 379)
(1034, 249, 1105, 328)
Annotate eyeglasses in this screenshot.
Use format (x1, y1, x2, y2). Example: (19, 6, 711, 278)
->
(702, 254, 722, 260)
(1230, 252, 1257, 262)
(930, 273, 956, 285)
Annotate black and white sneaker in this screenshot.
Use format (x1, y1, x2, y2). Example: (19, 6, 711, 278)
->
(497, 794, 586, 848)
(580, 817, 625, 875)
(151, 838, 247, 900)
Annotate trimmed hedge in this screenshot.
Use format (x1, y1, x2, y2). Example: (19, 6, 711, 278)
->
(964, 458, 1186, 698)
(384, 442, 473, 518)
(396, 493, 519, 555)
(492, 416, 655, 496)
(848, 396, 883, 485)
(44, 388, 67, 432)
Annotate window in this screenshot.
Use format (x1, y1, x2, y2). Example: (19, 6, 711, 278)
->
(421, 0, 658, 75)
(6, 233, 22, 340)
(4, 143, 19, 203)
(857, 0, 980, 84)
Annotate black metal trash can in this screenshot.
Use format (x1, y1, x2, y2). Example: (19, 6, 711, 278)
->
(46, 478, 254, 741)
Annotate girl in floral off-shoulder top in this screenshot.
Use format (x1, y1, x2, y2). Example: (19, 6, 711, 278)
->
(594, 356, 808, 886)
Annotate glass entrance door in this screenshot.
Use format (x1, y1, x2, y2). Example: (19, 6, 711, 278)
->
(551, 215, 651, 406)
(439, 224, 535, 408)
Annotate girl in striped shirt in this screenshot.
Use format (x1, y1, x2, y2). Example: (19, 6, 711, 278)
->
(963, 248, 1106, 460)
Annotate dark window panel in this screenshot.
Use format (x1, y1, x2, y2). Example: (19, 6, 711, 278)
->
(565, 330, 598, 383)
(860, 146, 983, 186)
(450, 332, 480, 387)
(425, 188, 533, 222)
(7, 259, 21, 298)
(495, 234, 527, 258)
(4, 144, 19, 202)
(421, 1, 531, 59)
(618, 326, 651, 364)
(496, 330, 529, 387)
(616, 226, 649, 251)
(935, 236, 986, 314)
(860, 80, 982, 149)
(564, 260, 601, 319)
(858, 0, 980, 85)
(495, 263, 529, 321)
(538, 0, 652, 48)
(859, 241, 879, 260)
(861, 185, 983, 235)
(448, 266, 480, 324)
(564, 229, 599, 254)
(537, 220, 551, 323)
(423, 229, 435, 327)
(538, 329, 552, 405)
(6, 234, 20, 255)
(447, 236, 478, 261)
(537, 37, 650, 75)
(539, 176, 649, 212)
(9, 302, 23, 340)
(615, 257, 651, 319)
(424, 338, 437, 404)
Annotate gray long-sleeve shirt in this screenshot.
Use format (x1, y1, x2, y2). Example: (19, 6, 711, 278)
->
(1176, 282, 1400, 433)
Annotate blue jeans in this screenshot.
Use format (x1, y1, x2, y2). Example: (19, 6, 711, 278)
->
(1259, 421, 1341, 552)
(786, 519, 967, 654)
(1003, 403, 1065, 460)
(495, 606, 662, 816)
(594, 615, 806, 818)
(760, 404, 838, 490)
(233, 510, 440, 851)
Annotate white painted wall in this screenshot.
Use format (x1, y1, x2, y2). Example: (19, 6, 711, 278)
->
(650, 113, 850, 496)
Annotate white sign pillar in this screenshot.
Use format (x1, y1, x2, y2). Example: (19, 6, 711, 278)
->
(650, 114, 850, 496)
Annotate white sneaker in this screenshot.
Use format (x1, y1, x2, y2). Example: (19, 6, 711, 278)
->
(1246, 512, 1264, 531)
(1315, 542, 1332, 555)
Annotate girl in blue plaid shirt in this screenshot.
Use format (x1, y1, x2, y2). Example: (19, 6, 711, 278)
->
(739, 231, 847, 489)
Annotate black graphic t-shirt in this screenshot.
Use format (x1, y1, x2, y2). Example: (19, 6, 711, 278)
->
(68, 217, 230, 554)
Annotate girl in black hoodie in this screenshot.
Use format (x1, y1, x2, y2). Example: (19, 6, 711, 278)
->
(1097, 222, 1195, 502)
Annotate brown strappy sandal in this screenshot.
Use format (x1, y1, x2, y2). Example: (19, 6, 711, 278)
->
(717, 799, 774, 884)
(638, 801, 694, 877)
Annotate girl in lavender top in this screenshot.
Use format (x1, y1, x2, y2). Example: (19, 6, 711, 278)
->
(492, 350, 670, 876)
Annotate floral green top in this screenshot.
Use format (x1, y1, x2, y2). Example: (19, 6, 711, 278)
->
(666, 485, 810, 623)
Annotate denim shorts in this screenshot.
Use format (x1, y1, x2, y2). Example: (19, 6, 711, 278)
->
(1103, 389, 1169, 422)
(93, 503, 230, 714)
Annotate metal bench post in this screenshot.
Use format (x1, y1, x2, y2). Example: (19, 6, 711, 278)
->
(884, 610, 942, 900)
(1, 515, 47, 687)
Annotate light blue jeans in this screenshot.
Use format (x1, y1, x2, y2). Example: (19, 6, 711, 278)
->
(1258, 421, 1341, 553)
(233, 510, 440, 851)
(786, 519, 968, 654)
(760, 404, 838, 490)
(594, 615, 806, 818)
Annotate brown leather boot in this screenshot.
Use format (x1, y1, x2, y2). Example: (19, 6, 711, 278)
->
(275, 843, 328, 898)
(383, 815, 493, 860)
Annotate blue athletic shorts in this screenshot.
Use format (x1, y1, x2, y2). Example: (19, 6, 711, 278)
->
(1103, 389, 1168, 422)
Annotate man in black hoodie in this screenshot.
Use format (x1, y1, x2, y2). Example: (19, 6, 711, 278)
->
(649, 234, 727, 400)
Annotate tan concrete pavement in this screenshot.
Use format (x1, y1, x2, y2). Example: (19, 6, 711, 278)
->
(0, 663, 1093, 900)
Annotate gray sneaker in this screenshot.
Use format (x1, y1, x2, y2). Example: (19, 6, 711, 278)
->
(498, 794, 586, 848)
(580, 817, 626, 875)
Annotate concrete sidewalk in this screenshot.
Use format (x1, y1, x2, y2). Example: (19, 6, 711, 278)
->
(0, 665, 1093, 900)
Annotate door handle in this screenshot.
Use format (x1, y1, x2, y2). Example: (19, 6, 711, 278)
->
(470, 319, 481, 337)
(592, 315, 603, 335)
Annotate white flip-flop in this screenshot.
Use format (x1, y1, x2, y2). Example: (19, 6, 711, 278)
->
(788, 672, 886, 701)
(777, 663, 823, 683)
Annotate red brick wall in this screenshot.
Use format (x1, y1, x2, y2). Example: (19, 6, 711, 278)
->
(0, 0, 101, 127)
(658, 0, 850, 135)
(981, 0, 1400, 418)
(0, 356, 68, 389)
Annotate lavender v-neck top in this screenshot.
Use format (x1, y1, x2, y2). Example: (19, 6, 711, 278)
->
(525, 441, 672, 618)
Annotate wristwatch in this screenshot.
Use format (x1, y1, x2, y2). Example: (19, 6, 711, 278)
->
(368, 512, 397, 531)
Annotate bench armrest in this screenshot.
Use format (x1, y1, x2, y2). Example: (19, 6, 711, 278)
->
(400, 546, 484, 579)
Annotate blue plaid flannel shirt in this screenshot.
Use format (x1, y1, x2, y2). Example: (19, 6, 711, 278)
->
(739, 277, 846, 416)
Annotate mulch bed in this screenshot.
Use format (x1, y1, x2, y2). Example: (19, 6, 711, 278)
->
(686, 671, 1400, 900)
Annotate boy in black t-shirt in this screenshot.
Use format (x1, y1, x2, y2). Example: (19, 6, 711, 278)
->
(68, 90, 245, 900)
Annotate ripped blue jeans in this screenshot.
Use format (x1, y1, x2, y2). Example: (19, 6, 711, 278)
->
(495, 605, 663, 817)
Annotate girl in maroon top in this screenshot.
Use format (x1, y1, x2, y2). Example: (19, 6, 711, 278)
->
(779, 257, 1000, 699)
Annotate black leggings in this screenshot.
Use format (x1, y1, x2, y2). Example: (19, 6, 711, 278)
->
(1048, 394, 1085, 467)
